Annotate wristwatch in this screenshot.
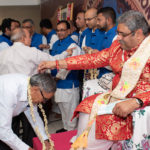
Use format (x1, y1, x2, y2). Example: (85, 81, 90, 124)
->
(135, 98, 143, 107)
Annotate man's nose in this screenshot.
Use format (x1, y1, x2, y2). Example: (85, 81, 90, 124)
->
(116, 34, 122, 41)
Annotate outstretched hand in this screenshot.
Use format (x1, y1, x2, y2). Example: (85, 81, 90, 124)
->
(39, 44, 50, 49)
(66, 47, 76, 56)
(38, 61, 56, 73)
(82, 46, 93, 54)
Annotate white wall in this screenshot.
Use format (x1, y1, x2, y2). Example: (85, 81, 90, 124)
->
(0, 0, 40, 6)
(0, 5, 41, 32)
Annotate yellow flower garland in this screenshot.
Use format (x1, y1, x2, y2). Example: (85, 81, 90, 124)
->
(27, 78, 55, 150)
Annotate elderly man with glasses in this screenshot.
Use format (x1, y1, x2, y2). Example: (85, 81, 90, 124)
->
(38, 10, 150, 150)
(0, 73, 56, 150)
(0, 27, 72, 148)
(50, 20, 81, 133)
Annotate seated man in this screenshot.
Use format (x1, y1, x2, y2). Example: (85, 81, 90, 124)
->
(0, 73, 56, 150)
(38, 10, 150, 149)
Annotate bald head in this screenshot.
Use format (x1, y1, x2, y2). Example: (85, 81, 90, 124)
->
(11, 28, 31, 46)
(86, 8, 97, 17)
(11, 28, 26, 42)
(85, 8, 97, 30)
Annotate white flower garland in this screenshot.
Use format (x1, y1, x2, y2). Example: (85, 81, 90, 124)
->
(27, 78, 55, 150)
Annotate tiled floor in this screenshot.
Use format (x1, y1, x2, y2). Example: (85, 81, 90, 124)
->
(48, 120, 63, 133)
(48, 112, 63, 134)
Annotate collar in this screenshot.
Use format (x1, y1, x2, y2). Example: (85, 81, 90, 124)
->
(13, 41, 25, 46)
(58, 36, 71, 44)
(105, 26, 117, 36)
(2, 33, 10, 40)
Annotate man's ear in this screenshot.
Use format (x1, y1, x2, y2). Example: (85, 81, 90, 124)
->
(106, 17, 111, 23)
(5, 27, 11, 33)
(135, 29, 144, 41)
(135, 29, 143, 36)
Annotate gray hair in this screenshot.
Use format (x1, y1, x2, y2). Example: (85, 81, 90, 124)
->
(117, 10, 149, 35)
(11, 28, 26, 42)
(22, 19, 34, 26)
(30, 73, 56, 93)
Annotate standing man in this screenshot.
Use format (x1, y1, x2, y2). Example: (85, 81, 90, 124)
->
(0, 18, 13, 50)
(68, 20, 79, 44)
(40, 18, 58, 51)
(51, 20, 81, 133)
(0, 73, 56, 150)
(75, 10, 88, 47)
(82, 8, 104, 52)
(22, 19, 48, 51)
(0, 28, 72, 75)
(82, 7, 117, 99)
(97, 7, 117, 49)
(0, 18, 20, 51)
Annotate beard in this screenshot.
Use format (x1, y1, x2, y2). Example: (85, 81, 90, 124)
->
(98, 22, 107, 31)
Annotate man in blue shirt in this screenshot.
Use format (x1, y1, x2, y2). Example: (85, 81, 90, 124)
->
(75, 10, 88, 47)
(81, 8, 105, 96)
(0, 18, 13, 50)
(83, 7, 117, 99)
(40, 19, 58, 51)
(97, 7, 117, 49)
(51, 20, 81, 133)
(0, 18, 20, 51)
(82, 8, 105, 52)
(22, 19, 48, 51)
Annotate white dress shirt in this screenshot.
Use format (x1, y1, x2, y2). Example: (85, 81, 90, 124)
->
(0, 42, 9, 51)
(49, 34, 59, 49)
(0, 74, 48, 150)
(0, 42, 68, 76)
(56, 43, 81, 80)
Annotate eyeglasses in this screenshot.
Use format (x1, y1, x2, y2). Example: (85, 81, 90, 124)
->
(39, 89, 49, 103)
(116, 30, 135, 38)
(85, 16, 97, 22)
(22, 26, 32, 29)
(56, 29, 67, 32)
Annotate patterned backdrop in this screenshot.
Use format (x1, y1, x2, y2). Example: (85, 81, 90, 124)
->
(82, 0, 150, 24)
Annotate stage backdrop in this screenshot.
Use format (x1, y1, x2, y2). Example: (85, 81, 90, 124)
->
(41, 0, 150, 28)
(82, 0, 150, 24)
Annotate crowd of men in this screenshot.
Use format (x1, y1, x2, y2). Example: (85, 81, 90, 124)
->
(0, 6, 150, 150)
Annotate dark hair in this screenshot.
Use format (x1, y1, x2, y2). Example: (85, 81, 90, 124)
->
(40, 19, 52, 29)
(22, 19, 34, 26)
(57, 20, 70, 29)
(118, 10, 149, 36)
(1, 18, 12, 33)
(13, 19, 21, 27)
(30, 73, 56, 93)
(77, 10, 85, 15)
(97, 7, 116, 24)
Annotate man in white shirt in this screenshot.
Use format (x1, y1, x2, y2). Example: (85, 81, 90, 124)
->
(0, 27, 72, 75)
(51, 20, 81, 133)
(0, 73, 56, 150)
(0, 27, 73, 147)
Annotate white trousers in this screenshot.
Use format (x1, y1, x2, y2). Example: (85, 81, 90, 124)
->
(77, 113, 117, 150)
(76, 106, 150, 150)
(56, 87, 80, 130)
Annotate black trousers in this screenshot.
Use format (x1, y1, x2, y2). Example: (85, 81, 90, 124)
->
(0, 101, 51, 149)
(0, 113, 36, 150)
